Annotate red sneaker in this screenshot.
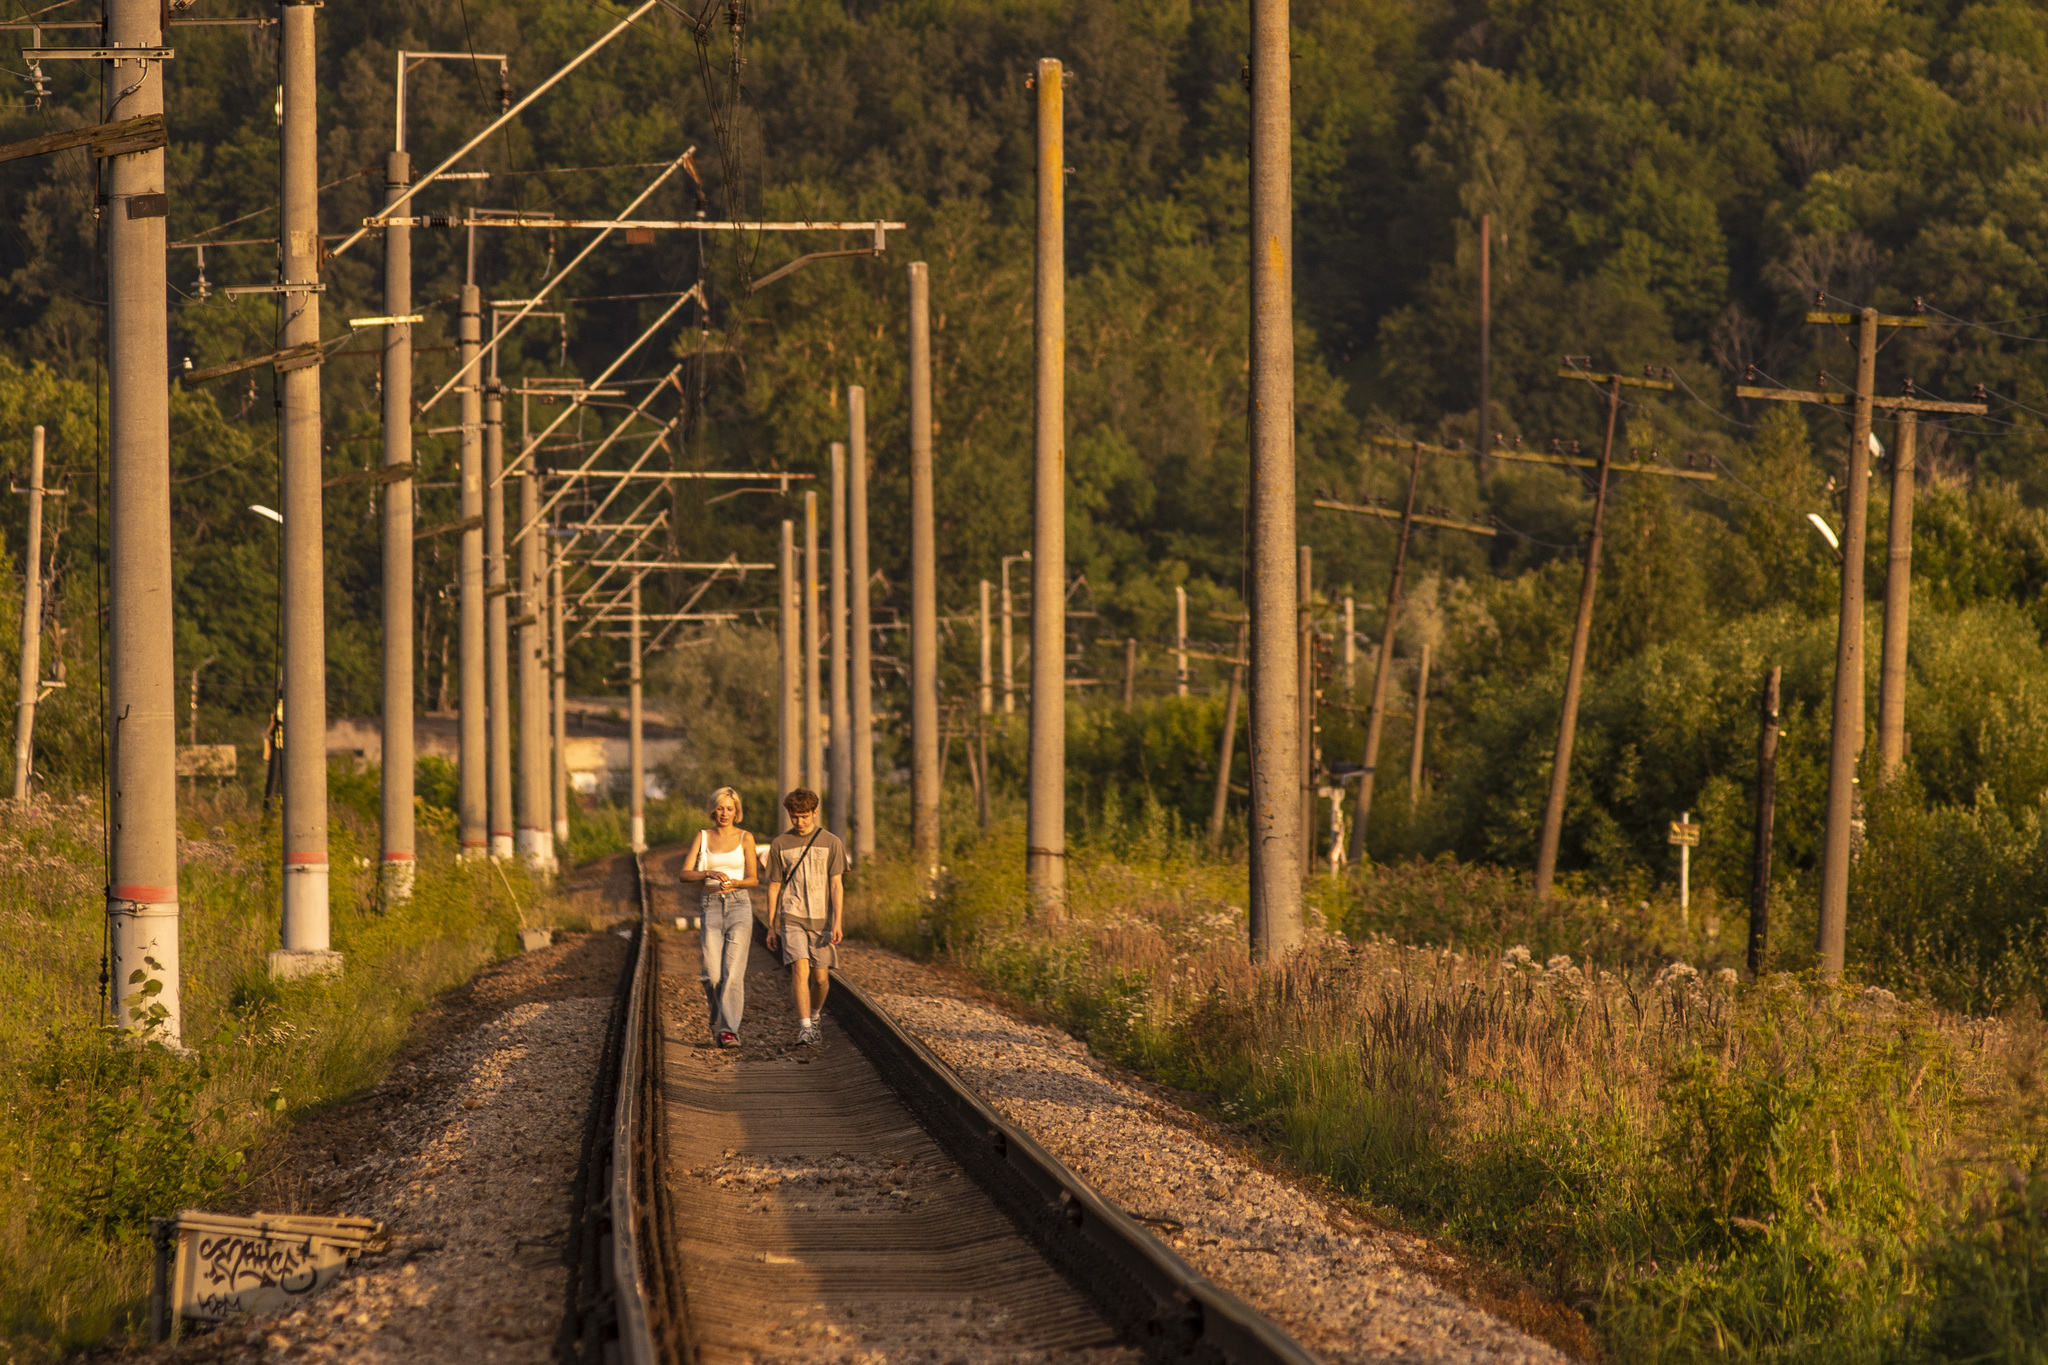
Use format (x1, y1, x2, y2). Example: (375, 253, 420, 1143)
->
(718, 1031, 738, 1048)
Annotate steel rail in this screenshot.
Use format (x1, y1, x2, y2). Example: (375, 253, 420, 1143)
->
(616, 851, 1323, 1365)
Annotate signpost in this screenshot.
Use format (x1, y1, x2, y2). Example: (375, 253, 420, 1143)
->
(1669, 811, 1700, 928)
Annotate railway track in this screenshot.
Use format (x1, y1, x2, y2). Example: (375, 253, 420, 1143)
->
(571, 845, 1323, 1365)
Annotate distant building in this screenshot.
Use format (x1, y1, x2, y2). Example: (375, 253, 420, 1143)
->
(325, 697, 681, 802)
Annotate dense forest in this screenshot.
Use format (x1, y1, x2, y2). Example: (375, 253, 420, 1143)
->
(8, 0, 2048, 994)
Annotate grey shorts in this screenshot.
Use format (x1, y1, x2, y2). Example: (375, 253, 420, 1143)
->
(778, 922, 837, 968)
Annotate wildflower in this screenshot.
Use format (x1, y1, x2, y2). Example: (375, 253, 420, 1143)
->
(1545, 954, 1573, 973)
(1653, 961, 1700, 990)
(1715, 968, 1739, 987)
(1503, 945, 1533, 967)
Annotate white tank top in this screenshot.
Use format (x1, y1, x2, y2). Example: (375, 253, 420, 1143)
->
(699, 835, 746, 878)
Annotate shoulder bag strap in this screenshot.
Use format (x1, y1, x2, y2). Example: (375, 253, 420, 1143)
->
(785, 829, 823, 910)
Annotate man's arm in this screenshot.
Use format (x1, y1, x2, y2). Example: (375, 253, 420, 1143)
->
(764, 856, 782, 942)
(828, 873, 844, 944)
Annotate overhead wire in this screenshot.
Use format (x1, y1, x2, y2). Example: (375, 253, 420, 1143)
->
(176, 164, 380, 243)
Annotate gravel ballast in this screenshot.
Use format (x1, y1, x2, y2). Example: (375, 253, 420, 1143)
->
(839, 943, 1574, 1365)
(108, 932, 628, 1364)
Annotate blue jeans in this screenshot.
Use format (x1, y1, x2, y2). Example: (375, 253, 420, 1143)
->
(699, 890, 753, 1037)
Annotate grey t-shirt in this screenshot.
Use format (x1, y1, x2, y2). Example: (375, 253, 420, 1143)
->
(766, 827, 847, 928)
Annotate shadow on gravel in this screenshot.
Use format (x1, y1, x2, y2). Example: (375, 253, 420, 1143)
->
(227, 930, 631, 1218)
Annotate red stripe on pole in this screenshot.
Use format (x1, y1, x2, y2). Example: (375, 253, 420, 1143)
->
(284, 852, 328, 864)
(111, 885, 176, 902)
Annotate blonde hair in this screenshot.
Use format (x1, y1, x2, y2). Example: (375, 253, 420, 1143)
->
(707, 786, 744, 825)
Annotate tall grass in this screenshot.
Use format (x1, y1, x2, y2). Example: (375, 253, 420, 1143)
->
(847, 811, 2048, 1363)
(0, 775, 543, 1360)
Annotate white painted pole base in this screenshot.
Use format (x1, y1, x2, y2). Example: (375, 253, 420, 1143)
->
(268, 948, 344, 980)
(490, 833, 514, 860)
(109, 897, 180, 1044)
(517, 827, 557, 876)
(380, 857, 416, 906)
(630, 815, 646, 854)
(281, 862, 331, 951)
(553, 817, 570, 843)
(276, 864, 338, 977)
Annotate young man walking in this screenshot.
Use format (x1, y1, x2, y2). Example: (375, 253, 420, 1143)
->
(764, 788, 846, 1046)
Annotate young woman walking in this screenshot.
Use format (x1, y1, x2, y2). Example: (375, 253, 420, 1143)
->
(679, 787, 758, 1047)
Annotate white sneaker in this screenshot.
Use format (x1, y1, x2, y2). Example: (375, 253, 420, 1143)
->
(798, 1022, 820, 1046)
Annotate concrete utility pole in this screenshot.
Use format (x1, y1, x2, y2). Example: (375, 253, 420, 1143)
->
(104, 0, 180, 1038)
(830, 443, 851, 839)
(979, 580, 994, 716)
(1734, 323, 1984, 972)
(1347, 442, 1421, 862)
(1478, 213, 1491, 469)
(379, 145, 415, 902)
(1525, 371, 1691, 899)
(1878, 412, 1918, 781)
(458, 283, 487, 856)
(1408, 641, 1431, 803)
(1298, 545, 1316, 875)
(779, 518, 800, 803)
(908, 261, 941, 877)
(848, 387, 876, 860)
(1247, 0, 1301, 959)
(1748, 665, 1781, 977)
(1001, 552, 1026, 715)
(627, 575, 645, 852)
(1028, 59, 1066, 917)
(1210, 623, 1247, 851)
(517, 455, 551, 871)
(550, 542, 569, 847)
(1176, 585, 1189, 697)
(1815, 310, 1878, 974)
(274, 0, 335, 978)
(485, 379, 513, 860)
(1533, 376, 1626, 900)
(804, 489, 824, 796)
(13, 426, 47, 802)
(1342, 595, 1355, 693)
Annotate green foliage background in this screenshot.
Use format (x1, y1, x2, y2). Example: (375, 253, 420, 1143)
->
(9, 2, 2048, 997)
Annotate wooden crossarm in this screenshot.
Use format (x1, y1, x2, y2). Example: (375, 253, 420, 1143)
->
(414, 514, 483, 542)
(1557, 368, 1675, 391)
(1805, 312, 1929, 328)
(0, 114, 165, 165)
(180, 342, 322, 388)
(1734, 385, 1987, 415)
(1313, 498, 1499, 536)
(1364, 434, 1717, 480)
